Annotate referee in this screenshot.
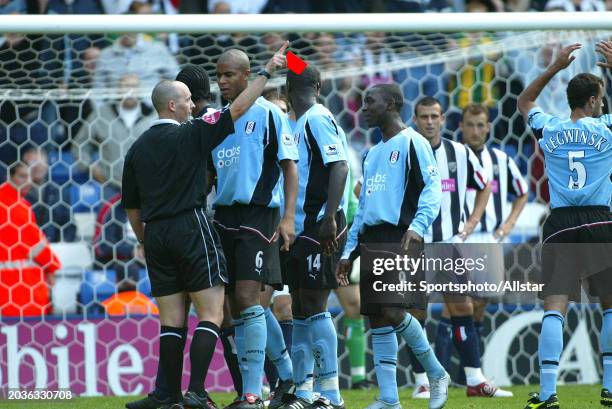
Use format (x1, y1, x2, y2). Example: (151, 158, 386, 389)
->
(122, 43, 288, 409)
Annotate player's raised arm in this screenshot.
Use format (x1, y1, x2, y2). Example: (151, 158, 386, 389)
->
(518, 43, 582, 119)
(596, 40, 612, 70)
(229, 41, 288, 121)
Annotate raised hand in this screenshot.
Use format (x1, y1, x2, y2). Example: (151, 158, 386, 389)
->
(596, 40, 612, 69)
(550, 43, 582, 72)
(265, 40, 289, 75)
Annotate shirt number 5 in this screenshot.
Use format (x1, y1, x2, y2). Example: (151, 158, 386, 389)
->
(567, 150, 586, 190)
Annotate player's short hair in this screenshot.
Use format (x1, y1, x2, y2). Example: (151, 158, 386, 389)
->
(176, 64, 211, 103)
(372, 83, 404, 113)
(414, 96, 442, 115)
(287, 65, 321, 93)
(217, 49, 251, 71)
(462, 103, 489, 121)
(151, 80, 181, 113)
(567, 73, 604, 111)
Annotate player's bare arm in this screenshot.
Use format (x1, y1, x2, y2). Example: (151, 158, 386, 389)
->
(494, 191, 528, 240)
(319, 160, 349, 256)
(518, 43, 582, 119)
(277, 158, 297, 251)
(229, 41, 288, 121)
(461, 181, 492, 240)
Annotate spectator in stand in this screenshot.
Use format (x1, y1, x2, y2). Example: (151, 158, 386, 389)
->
(544, 0, 605, 10)
(0, 21, 52, 179)
(73, 73, 156, 188)
(0, 161, 61, 317)
(207, 0, 267, 13)
(93, 33, 179, 94)
(22, 147, 76, 242)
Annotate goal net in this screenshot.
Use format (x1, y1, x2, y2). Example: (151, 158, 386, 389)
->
(0, 14, 610, 396)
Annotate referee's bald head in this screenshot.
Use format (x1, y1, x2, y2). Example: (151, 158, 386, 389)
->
(151, 80, 194, 122)
(217, 49, 250, 72)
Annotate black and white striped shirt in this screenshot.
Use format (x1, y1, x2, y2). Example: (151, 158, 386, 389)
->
(465, 146, 528, 233)
(425, 138, 488, 243)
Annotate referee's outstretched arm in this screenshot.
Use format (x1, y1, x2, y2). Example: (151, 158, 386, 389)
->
(229, 41, 289, 121)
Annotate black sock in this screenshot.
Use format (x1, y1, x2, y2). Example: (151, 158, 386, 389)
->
(155, 327, 187, 399)
(279, 320, 293, 352)
(264, 356, 279, 391)
(189, 321, 221, 394)
(221, 326, 243, 396)
(159, 326, 185, 401)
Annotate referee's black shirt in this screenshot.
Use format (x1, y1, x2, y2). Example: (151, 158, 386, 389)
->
(121, 108, 234, 222)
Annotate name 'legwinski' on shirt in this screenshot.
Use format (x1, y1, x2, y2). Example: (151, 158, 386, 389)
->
(528, 106, 612, 208)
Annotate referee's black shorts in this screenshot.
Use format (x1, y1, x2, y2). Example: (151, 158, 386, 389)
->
(358, 223, 427, 316)
(144, 208, 228, 298)
(283, 211, 347, 292)
(540, 206, 612, 301)
(213, 204, 283, 292)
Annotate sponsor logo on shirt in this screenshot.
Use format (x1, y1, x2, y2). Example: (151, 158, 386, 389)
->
(491, 179, 499, 193)
(324, 144, 339, 156)
(441, 178, 456, 192)
(389, 150, 400, 164)
(216, 146, 240, 168)
(282, 133, 294, 146)
(245, 121, 256, 134)
(365, 172, 387, 195)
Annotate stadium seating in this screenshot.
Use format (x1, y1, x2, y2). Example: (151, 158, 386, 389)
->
(79, 269, 117, 314)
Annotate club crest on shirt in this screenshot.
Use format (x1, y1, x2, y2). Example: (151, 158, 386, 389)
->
(245, 121, 256, 134)
(493, 164, 499, 176)
(324, 144, 339, 156)
(448, 161, 457, 173)
(389, 150, 400, 164)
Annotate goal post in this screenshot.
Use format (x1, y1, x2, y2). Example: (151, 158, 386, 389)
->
(0, 11, 611, 33)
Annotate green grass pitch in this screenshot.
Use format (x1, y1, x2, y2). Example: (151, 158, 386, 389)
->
(1, 385, 603, 409)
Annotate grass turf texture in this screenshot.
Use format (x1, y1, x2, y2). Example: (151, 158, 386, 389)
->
(1, 385, 602, 408)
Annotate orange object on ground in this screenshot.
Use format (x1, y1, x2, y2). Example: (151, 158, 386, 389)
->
(102, 290, 159, 316)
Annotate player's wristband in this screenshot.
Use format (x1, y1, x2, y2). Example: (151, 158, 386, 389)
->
(257, 69, 271, 79)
